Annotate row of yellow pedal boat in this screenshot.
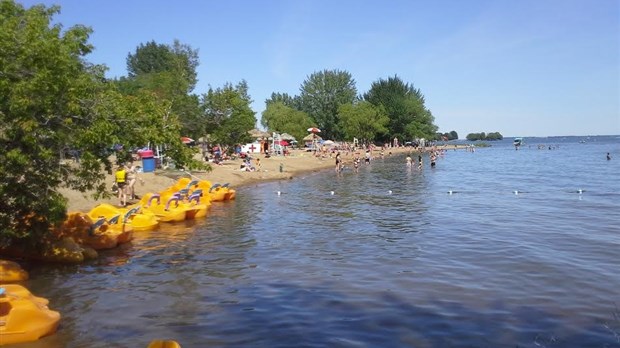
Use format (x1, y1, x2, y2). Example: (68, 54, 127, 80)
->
(59, 179, 236, 250)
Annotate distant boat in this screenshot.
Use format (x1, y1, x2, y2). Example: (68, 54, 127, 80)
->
(514, 137, 523, 148)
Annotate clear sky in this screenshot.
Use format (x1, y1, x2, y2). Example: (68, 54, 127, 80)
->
(20, 0, 620, 137)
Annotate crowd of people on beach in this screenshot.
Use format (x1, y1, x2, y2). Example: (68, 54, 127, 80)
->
(329, 143, 445, 175)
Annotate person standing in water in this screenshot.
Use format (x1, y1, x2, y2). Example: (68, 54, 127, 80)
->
(335, 152, 342, 173)
(607, 152, 612, 160)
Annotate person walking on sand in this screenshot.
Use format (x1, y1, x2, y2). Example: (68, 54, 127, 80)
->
(114, 164, 128, 206)
(125, 162, 144, 200)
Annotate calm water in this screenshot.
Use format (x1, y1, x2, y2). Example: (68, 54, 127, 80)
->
(16, 136, 620, 348)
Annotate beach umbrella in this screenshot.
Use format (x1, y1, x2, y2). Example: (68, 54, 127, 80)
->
(248, 129, 270, 139)
(181, 137, 195, 144)
(307, 127, 321, 133)
(275, 140, 289, 146)
(303, 134, 321, 141)
(323, 140, 335, 146)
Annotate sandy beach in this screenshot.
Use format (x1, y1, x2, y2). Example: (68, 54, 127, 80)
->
(61, 147, 421, 212)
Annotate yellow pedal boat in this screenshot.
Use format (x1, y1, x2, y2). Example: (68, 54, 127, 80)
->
(139, 194, 186, 222)
(89, 204, 159, 232)
(58, 212, 132, 250)
(161, 190, 209, 219)
(0, 260, 29, 283)
(0, 284, 60, 345)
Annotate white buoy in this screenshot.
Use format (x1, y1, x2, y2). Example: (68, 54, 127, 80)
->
(277, 191, 281, 196)
(514, 190, 519, 195)
(388, 190, 393, 194)
(578, 189, 583, 194)
(330, 191, 335, 195)
(448, 190, 453, 195)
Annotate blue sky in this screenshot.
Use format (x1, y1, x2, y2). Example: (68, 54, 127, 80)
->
(21, 0, 620, 137)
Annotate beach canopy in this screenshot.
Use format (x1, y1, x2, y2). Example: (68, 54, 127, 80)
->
(322, 140, 335, 146)
(280, 133, 296, 141)
(307, 127, 321, 133)
(303, 134, 322, 141)
(248, 129, 270, 138)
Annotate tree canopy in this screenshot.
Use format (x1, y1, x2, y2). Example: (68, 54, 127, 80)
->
(201, 81, 256, 147)
(261, 101, 314, 143)
(466, 131, 503, 141)
(0, 1, 201, 247)
(338, 101, 389, 144)
(364, 75, 437, 142)
(299, 69, 357, 140)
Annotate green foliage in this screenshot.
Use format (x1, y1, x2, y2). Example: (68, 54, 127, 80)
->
(126, 39, 198, 92)
(0, 1, 103, 246)
(202, 81, 256, 146)
(363, 75, 437, 142)
(0, 1, 203, 247)
(121, 39, 201, 137)
(466, 131, 503, 141)
(265, 92, 300, 110)
(261, 102, 313, 143)
(436, 130, 459, 140)
(299, 69, 357, 140)
(486, 131, 503, 140)
(338, 101, 389, 143)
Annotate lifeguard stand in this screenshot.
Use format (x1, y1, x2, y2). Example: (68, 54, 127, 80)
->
(272, 132, 283, 155)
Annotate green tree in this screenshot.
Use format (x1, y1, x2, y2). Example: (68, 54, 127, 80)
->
(121, 40, 201, 137)
(338, 101, 389, 144)
(202, 81, 256, 147)
(299, 69, 357, 140)
(126, 40, 198, 92)
(364, 75, 437, 142)
(261, 101, 313, 143)
(449, 130, 459, 140)
(486, 131, 503, 140)
(265, 92, 300, 110)
(0, 1, 202, 247)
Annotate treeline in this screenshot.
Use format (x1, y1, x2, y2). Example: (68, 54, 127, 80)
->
(261, 72, 438, 145)
(465, 132, 504, 141)
(436, 130, 459, 141)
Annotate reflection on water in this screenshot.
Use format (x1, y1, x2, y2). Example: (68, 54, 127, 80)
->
(16, 137, 620, 347)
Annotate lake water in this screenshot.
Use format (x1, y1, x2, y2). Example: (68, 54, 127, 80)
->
(18, 135, 620, 348)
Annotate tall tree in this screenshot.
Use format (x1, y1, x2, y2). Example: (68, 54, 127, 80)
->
(121, 40, 201, 137)
(265, 92, 300, 110)
(261, 101, 313, 142)
(125, 40, 198, 92)
(364, 75, 437, 141)
(202, 82, 256, 147)
(338, 101, 389, 144)
(299, 69, 357, 140)
(0, 1, 202, 247)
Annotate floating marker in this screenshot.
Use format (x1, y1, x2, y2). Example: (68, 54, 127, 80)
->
(388, 190, 393, 194)
(277, 191, 281, 196)
(578, 189, 583, 194)
(330, 191, 335, 195)
(514, 190, 519, 195)
(448, 190, 453, 195)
